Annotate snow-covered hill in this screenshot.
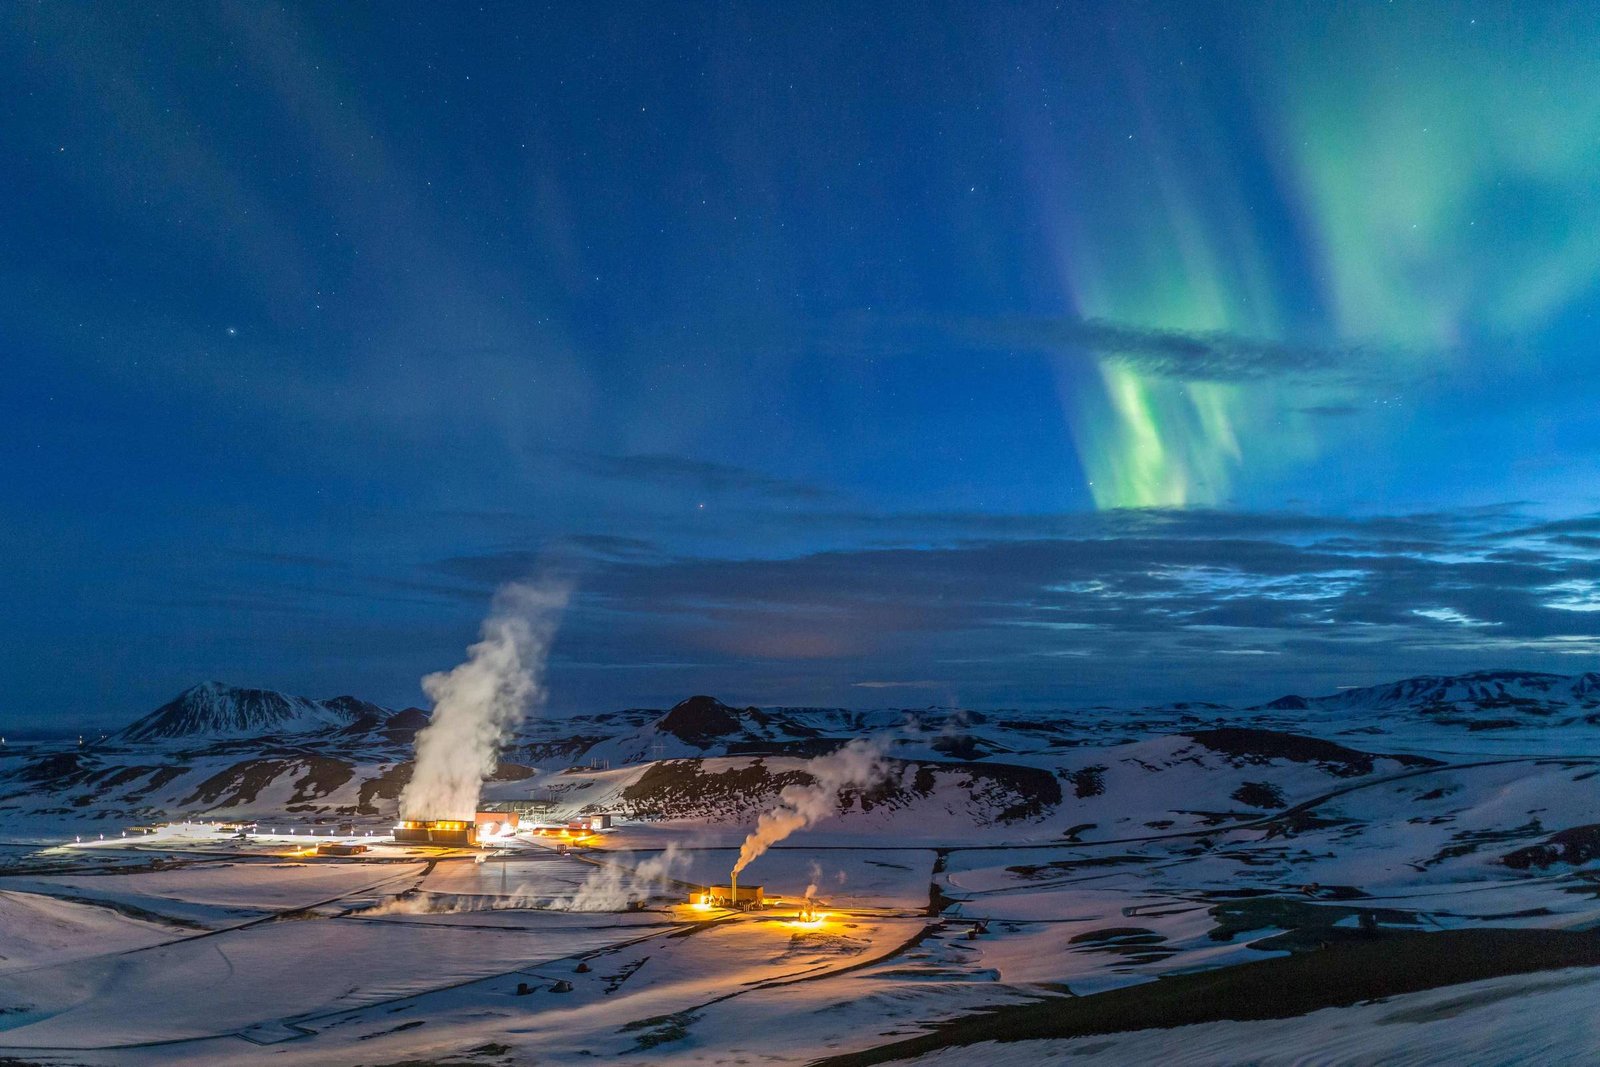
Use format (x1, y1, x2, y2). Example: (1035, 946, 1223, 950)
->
(118, 682, 387, 741)
(3, 669, 1597, 844)
(1300, 669, 1600, 716)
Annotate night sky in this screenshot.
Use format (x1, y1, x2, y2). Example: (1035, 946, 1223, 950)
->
(6, 2, 1600, 726)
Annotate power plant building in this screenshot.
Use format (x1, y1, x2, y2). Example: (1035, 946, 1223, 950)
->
(475, 810, 520, 837)
(393, 811, 521, 847)
(695, 884, 764, 907)
(393, 819, 474, 846)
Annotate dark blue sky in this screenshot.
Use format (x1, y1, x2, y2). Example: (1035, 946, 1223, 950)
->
(5, 2, 1600, 726)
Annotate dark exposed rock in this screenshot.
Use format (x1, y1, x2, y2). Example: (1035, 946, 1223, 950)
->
(656, 696, 758, 746)
(1185, 728, 1440, 778)
(1504, 824, 1600, 870)
(1231, 781, 1287, 809)
(1067, 765, 1107, 799)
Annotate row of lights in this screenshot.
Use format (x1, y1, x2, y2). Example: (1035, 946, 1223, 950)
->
(72, 824, 390, 844)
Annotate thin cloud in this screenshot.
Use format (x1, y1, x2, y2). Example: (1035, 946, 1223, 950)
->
(419, 504, 1600, 708)
(970, 315, 1400, 384)
(564, 450, 839, 502)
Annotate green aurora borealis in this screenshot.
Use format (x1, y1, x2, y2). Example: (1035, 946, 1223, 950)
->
(8, 1, 1600, 718)
(1041, 4, 1600, 508)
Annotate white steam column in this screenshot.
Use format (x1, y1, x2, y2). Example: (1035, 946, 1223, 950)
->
(729, 738, 887, 901)
(400, 581, 568, 823)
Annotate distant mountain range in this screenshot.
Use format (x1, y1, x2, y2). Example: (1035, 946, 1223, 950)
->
(1308, 669, 1600, 711)
(5, 669, 1600, 840)
(112, 669, 1600, 744)
(1252, 669, 1600, 722)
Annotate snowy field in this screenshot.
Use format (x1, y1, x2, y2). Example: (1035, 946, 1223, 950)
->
(7, 675, 1600, 1063)
(5, 760, 1600, 1067)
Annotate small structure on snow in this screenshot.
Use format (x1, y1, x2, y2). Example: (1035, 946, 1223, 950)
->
(693, 884, 764, 908)
(475, 810, 520, 838)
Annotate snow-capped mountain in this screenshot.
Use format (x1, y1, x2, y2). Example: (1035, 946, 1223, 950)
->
(118, 682, 392, 741)
(1300, 669, 1600, 715)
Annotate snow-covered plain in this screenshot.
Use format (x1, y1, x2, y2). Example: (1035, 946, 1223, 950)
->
(4, 671, 1600, 1063)
(897, 967, 1600, 1067)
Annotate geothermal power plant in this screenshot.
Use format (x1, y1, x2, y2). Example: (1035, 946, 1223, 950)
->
(377, 584, 816, 915)
(392, 810, 523, 847)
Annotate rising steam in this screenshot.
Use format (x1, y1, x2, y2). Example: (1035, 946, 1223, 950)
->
(400, 581, 568, 821)
(553, 845, 686, 911)
(731, 739, 887, 879)
(360, 846, 683, 915)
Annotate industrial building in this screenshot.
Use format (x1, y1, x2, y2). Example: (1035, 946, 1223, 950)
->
(475, 810, 520, 838)
(694, 884, 764, 908)
(393, 810, 522, 847)
(565, 815, 611, 833)
(393, 819, 474, 846)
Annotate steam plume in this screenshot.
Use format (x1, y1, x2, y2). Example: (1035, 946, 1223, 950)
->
(400, 581, 568, 820)
(554, 846, 686, 911)
(804, 859, 823, 899)
(732, 739, 887, 879)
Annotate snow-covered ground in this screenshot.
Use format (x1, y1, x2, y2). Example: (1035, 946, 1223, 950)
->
(4, 670, 1600, 1063)
(898, 967, 1600, 1066)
